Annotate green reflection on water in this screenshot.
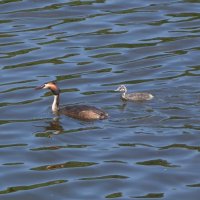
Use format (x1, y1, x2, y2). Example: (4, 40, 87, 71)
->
(3, 53, 78, 69)
(136, 159, 178, 168)
(68, 0, 105, 6)
(35, 126, 100, 138)
(160, 144, 200, 151)
(80, 175, 128, 181)
(133, 193, 164, 199)
(106, 192, 123, 198)
(0, 0, 22, 4)
(86, 42, 156, 50)
(168, 13, 200, 21)
(187, 183, 200, 187)
(0, 143, 27, 148)
(0, 180, 67, 194)
(31, 144, 91, 151)
(3, 47, 39, 58)
(3, 162, 24, 166)
(31, 161, 97, 171)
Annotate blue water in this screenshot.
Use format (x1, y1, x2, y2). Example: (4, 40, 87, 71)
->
(1, 0, 200, 199)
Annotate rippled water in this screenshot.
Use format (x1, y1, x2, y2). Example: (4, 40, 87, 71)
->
(1, 0, 200, 199)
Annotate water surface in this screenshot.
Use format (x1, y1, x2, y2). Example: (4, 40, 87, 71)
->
(1, 0, 200, 199)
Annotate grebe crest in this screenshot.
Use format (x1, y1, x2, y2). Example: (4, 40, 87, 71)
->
(115, 84, 154, 101)
(36, 81, 108, 121)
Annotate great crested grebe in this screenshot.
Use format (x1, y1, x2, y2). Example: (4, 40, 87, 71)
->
(36, 81, 108, 121)
(115, 85, 154, 101)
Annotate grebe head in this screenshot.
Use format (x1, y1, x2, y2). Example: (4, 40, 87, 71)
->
(115, 85, 127, 93)
(36, 81, 60, 95)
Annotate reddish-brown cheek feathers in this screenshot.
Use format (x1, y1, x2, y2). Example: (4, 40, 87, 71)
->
(48, 84, 58, 91)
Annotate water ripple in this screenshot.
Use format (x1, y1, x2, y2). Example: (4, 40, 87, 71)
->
(1, 0, 200, 199)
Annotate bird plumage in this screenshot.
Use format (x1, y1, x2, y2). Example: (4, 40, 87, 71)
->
(36, 81, 108, 121)
(115, 85, 154, 101)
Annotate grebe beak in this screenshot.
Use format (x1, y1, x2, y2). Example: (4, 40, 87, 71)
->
(35, 84, 45, 90)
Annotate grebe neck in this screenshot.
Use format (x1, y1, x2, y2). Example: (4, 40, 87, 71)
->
(52, 94, 60, 113)
(122, 92, 126, 99)
(122, 88, 127, 99)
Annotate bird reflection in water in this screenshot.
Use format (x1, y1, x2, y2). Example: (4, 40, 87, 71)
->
(35, 117, 64, 138)
(45, 117, 64, 136)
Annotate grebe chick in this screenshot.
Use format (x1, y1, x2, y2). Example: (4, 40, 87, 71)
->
(115, 85, 154, 101)
(36, 81, 108, 121)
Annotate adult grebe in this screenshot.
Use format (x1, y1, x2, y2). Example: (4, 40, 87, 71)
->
(115, 85, 154, 101)
(36, 81, 108, 120)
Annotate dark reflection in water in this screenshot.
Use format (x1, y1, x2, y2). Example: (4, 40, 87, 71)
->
(1, 0, 200, 199)
(35, 117, 64, 137)
(0, 180, 67, 195)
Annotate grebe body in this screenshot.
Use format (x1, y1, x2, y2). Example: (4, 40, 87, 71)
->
(59, 105, 107, 120)
(115, 85, 154, 101)
(36, 81, 108, 121)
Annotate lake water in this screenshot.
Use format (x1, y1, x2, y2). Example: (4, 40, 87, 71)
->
(1, 0, 200, 199)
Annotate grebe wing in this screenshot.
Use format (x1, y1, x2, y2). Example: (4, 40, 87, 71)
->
(60, 105, 108, 120)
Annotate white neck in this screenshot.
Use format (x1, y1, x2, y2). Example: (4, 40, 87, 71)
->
(52, 95, 59, 113)
(122, 92, 126, 99)
(122, 88, 127, 98)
